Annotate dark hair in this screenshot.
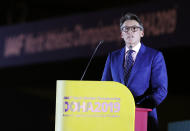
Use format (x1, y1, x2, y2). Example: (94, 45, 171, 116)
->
(120, 12, 143, 30)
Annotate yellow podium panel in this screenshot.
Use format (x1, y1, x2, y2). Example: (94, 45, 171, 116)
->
(55, 80, 135, 131)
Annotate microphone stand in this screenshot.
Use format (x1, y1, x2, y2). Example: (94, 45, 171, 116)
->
(80, 40, 104, 80)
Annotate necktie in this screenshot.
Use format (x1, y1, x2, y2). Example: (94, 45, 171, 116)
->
(124, 50, 134, 85)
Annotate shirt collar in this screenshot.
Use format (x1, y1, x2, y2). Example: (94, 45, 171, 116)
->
(125, 42, 141, 53)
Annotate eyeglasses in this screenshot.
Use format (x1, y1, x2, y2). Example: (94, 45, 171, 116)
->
(121, 26, 143, 33)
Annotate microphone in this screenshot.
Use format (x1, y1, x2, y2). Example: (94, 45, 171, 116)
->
(80, 40, 104, 80)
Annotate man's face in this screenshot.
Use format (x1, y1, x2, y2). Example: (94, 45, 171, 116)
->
(121, 20, 144, 48)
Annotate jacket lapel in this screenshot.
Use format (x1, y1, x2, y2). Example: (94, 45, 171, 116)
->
(118, 47, 125, 85)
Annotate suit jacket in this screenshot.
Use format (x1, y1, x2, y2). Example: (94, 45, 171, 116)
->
(102, 43, 168, 131)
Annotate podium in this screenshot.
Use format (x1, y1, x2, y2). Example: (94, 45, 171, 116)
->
(135, 108, 152, 131)
(55, 80, 151, 131)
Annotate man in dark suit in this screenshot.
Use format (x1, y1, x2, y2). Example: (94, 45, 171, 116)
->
(101, 13, 168, 131)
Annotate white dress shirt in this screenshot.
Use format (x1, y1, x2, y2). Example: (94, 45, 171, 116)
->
(125, 42, 141, 63)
